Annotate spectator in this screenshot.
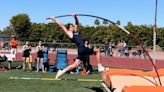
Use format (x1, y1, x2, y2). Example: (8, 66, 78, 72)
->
(141, 45, 147, 59)
(129, 47, 137, 58)
(36, 41, 45, 73)
(22, 41, 31, 71)
(119, 40, 126, 57)
(83, 40, 92, 74)
(116, 40, 121, 57)
(104, 42, 109, 56)
(108, 40, 114, 56)
(43, 44, 49, 72)
(122, 40, 126, 56)
(10, 37, 18, 56)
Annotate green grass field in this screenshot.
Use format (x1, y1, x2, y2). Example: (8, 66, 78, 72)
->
(0, 62, 105, 92)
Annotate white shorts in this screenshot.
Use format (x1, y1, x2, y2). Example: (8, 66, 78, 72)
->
(11, 48, 17, 55)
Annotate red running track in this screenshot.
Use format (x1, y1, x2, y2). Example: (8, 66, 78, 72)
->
(13, 53, 164, 70)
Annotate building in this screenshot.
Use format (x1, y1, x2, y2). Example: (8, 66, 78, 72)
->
(0, 34, 11, 48)
(0, 34, 11, 42)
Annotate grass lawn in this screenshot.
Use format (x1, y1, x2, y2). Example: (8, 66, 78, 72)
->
(0, 62, 105, 92)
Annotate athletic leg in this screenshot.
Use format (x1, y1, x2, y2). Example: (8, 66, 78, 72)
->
(93, 47, 105, 72)
(36, 58, 40, 72)
(23, 57, 26, 71)
(28, 62, 32, 71)
(28, 56, 32, 71)
(10, 48, 14, 55)
(55, 59, 81, 79)
(93, 47, 101, 64)
(83, 55, 87, 70)
(41, 58, 45, 73)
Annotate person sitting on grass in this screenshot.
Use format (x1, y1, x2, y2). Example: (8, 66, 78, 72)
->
(46, 14, 105, 79)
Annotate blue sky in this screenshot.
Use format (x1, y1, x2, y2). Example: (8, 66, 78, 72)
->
(0, 0, 163, 30)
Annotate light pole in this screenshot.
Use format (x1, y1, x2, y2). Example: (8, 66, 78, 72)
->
(153, 0, 158, 65)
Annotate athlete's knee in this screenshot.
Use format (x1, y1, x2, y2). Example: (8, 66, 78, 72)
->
(73, 59, 81, 68)
(71, 63, 79, 68)
(71, 64, 77, 68)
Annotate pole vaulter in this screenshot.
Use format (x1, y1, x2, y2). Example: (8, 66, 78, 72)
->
(50, 14, 162, 86)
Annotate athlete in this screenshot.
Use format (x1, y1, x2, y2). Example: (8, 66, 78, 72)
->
(46, 14, 105, 79)
(22, 41, 31, 71)
(36, 41, 45, 73)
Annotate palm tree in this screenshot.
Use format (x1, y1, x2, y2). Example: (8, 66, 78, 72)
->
(94, 19, 100, 26)
(116, 20, 121, 25)
(103, 19, 108, 26)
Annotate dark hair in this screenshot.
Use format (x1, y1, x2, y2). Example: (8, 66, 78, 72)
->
(12, 37, 16, 40)
(84, 39, 90, 45)
(24, 40, 29, 44)
(66, 23, 71, 29)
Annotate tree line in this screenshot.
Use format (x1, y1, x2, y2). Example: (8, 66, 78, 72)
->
(1, 13, 164, 47)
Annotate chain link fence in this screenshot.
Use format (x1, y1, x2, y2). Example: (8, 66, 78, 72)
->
(0, 41, 164, 51)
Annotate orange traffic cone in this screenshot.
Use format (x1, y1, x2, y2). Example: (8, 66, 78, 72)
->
(81, 68, 87, 76)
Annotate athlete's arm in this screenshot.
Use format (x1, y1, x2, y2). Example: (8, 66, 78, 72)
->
(36, 46, 39, 52)
(74, 15, 79, 32)
(28, 45, 31, 51)
(69, 14, 79, 32)
(46, 16, 72, 38)
(22, 45, 25, 51)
